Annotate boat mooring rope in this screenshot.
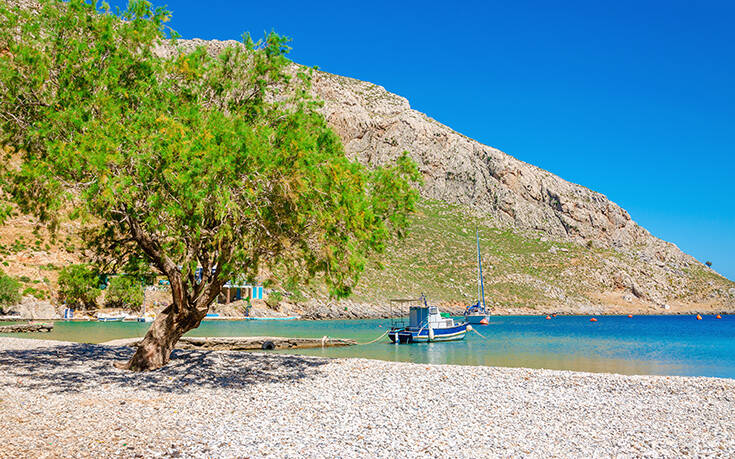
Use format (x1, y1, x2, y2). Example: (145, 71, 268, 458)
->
(356, 329, 390, 345)
(468, 325, 490, 340)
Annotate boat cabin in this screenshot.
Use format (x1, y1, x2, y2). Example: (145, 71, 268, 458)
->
(409, 305, 456, 330)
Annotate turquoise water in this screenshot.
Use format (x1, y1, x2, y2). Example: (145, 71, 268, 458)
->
(3, 315, 735, 378)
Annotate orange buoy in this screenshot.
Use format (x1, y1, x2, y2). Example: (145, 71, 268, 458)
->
(590, 317, 597, 322)
(696, 314, 702, 320)
(716, 314, 722, 319)
(545, 315, 551, 320)
(627, 314, 633, 318)
(479, 318, 489, 325)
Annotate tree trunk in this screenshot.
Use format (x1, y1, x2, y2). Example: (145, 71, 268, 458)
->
(114, 302, 206, 371)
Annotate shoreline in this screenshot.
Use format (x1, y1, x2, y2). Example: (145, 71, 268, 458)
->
(1, 311, 733, 323)
(1, 337, 734, 457)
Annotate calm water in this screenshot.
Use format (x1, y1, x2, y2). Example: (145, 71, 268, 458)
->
(3, 315, 735, 378)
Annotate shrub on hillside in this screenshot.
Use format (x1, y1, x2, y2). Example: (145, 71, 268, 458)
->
(0, 269, 21, 310)
(105, 276, 144, 311)
(58, 264, 101, 309)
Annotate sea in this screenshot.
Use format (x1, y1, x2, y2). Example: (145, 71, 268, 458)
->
(2, 315, 735, 379)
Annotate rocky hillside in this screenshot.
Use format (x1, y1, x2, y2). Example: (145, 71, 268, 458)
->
(299, 62, 735, 315)
(2, 35, 734, 318)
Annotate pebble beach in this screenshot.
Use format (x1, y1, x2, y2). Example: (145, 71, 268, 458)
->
(1, 337, 734, 458)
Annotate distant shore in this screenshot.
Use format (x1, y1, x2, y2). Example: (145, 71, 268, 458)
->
(1, 337, 733, 457)
(2, 308, 734, 323)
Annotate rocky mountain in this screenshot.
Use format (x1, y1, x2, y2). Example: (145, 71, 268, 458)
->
(2, 34, 734, 318)
(159, 39, 735, 316)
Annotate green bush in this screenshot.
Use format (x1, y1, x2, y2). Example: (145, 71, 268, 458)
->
(104, 276, 144, 311)
(22, 286, 45, 300)
(265, 290, 283, 308)
(0, 269, 21, 309)
(58, 264, 101, 309)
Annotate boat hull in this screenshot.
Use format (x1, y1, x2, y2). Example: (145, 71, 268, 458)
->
(464, 314, 489, 324)
(388, 323, 468, 343)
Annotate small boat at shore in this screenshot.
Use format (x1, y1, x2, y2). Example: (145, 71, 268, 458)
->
(137, 312, 156, 323)
(388, 296, 468, 343)
(135, 303, 156, 323)
(96, 312, 126, 322)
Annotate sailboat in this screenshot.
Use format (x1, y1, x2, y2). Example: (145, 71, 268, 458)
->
(463, 230, 490, 324)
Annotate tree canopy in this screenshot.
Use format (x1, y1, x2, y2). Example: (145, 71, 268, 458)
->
(57, 264, 101, 309)
(0, 0, 420, 369)
(0, 268, 21, 309)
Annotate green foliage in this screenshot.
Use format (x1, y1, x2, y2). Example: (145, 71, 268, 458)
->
(0, 0, 420, 313)
(21, 286, 46, 300)
(105, 275, 144, 311)
(283, 277, 306, 302)
(265, 290, 282, 308)
(58, 264, 100, 309)
(0, 269, 21, 308)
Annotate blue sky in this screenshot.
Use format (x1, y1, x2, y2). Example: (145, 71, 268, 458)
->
(126, 0, 734, 279)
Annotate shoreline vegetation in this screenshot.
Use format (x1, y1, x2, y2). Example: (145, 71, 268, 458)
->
(1, 336, 733, 457)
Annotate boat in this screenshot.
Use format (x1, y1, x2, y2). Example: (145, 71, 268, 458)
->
(464, 229, 490, 325)
(137, 312, 156, 323)
(96, 312, 126, 322)
(136, 303, 156, 322)
(388, 295, 468, 343)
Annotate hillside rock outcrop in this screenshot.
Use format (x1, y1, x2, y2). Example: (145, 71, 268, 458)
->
(309, 71, 685, 261)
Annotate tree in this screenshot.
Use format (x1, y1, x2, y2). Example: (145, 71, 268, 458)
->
(57, 264, 101, 309)
(105, 275, 144, 311)
(0, 0, 420, 370)
(0, 268, 21, 310)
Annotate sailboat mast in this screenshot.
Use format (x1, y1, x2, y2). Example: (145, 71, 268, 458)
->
(476, 229, 486, 311)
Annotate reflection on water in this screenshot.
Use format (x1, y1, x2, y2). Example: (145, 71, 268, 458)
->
(2, 315, 734, 378)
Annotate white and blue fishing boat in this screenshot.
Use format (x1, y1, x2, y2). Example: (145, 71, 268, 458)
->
(96, 312, 126, 322)
(464, 229, 490, 325)
(388, 295, 468, 344)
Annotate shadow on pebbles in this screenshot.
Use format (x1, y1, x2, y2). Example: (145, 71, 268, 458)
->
(1, 337, 735, 458)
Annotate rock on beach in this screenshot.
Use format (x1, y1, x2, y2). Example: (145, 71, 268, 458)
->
(1, 337, 734, 457)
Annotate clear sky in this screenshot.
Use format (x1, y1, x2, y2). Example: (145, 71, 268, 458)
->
(122, 0, 735, 280)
